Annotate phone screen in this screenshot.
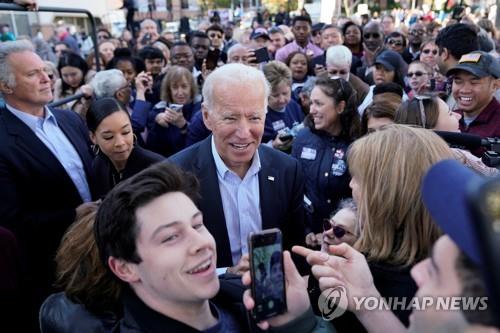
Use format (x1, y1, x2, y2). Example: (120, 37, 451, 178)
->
(205, 49, 220, 70)
(253, 47, 270, 64)
(249, 229, 287, 321)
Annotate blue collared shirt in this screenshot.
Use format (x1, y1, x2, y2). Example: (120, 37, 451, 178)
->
(6, 104, 92, 202)
(211, 137, 262, 265)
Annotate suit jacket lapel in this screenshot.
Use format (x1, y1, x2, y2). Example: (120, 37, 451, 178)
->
(2, 108, 69, 178)
(258, 147, 278, 230)
(195, 137, 233, 266)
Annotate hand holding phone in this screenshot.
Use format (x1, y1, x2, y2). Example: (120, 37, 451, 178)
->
(251, 47, 270, 64)
(248, 229, 287, 321)
(243, 247, 310, 329)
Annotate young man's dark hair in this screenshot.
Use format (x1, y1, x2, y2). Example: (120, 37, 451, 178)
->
(206, 24, 224, 35)
(435, 23, 479, 60)
(94, 162, 200, 266)
(292, 15, 312, 26)
(137, 45, 165, 62)
(190, 30, 209, 42)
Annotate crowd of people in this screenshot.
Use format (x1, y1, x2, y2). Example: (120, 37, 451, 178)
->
(0, 0, 499, 332)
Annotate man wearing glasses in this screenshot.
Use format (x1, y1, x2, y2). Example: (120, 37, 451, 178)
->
(402, 23, 426, 64)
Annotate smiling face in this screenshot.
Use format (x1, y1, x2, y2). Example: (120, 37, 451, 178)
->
(451, 71, 497, 115)
(309, 86, 342, 134)
(125, 192, 219, 308)
(289, 53, 308, 81)
(90, 110, 134, 171)
(203, 81, 266, 177)
(0, 51, 53, 113)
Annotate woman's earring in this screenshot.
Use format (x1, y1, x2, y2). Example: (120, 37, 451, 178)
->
(92, 144, 100, 155)
(133, 133, 138, 146)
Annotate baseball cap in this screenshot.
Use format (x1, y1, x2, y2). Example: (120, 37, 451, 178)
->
(446, 51, 500, 79)
(422, 159, 484, 265)
(374, 50, 403, 72)
(251, 28, 270, 41)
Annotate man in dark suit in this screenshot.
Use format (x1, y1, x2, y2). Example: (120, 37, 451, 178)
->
(170, 63, 306, 274)
(0, 40, 96, 327)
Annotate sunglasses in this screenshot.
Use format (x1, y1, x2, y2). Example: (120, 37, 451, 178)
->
(363, 32, 381, 39)
(407, 71, 428, 77)
(388, 39, 402, 46)
(322, 219, 350, 239)
(422, 49, 438, 55)
(410, 30, 425, 36)
(209, 33, 222, 39)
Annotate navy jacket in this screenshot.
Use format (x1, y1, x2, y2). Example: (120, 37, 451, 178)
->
(291, 127, 352, 233)
(0, 106, 93, 306)
(169, 136, 307, 269)
(187, 108, 211, 147)
(147, 101, 202, 157)
(263, 100, 304, 144)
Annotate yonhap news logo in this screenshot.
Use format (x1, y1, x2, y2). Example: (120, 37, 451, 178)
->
(318, 286, 349, 320)
(318, 287, 488, 321)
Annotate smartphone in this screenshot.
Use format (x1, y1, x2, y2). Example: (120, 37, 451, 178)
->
(467, 177, 500, 320)
(252, 47, 270, 64)
(248, 228, 287, 322)
(141, 33, 152, 45)
(205, 49, 220, 71)
(169, 103, 183, 112)
(279, 134, 293, 142)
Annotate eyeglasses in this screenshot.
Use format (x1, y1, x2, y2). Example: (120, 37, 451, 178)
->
(208, 33, 222, 39)
(363, 32, 381, 39)
(422, 49, 438, 55)
(407, 71, 428, 77)
(388, 39, 402, 46)
(409, 30, 425, 36)
(322, 219, 351, 239)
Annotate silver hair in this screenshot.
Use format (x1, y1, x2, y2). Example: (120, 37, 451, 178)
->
(325, 45, 352, 67)
(89, 69, 127, 99)
(202, 63, 270, 113)
(0, 40, 35, 90)
(227, 43, 247, 60)
(140, 19, 157, 30)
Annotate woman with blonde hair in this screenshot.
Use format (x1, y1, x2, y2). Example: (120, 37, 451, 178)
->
(341, 125, 453, 328)
(39, 207, 121, 332)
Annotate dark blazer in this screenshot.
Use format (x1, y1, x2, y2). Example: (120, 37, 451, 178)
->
(92, 145, 164, 199)
(0, 106, 93, 305)
(169, 136, 307, 268)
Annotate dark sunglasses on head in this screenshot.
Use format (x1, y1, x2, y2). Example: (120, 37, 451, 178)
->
(422, 49, 438, 55)
(322, 219, 349, 239)
(363, 32, 381, 39)
(407, 71, 428, 77)
(47, 74, 54, 80)
(388, 39, 402, 46)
